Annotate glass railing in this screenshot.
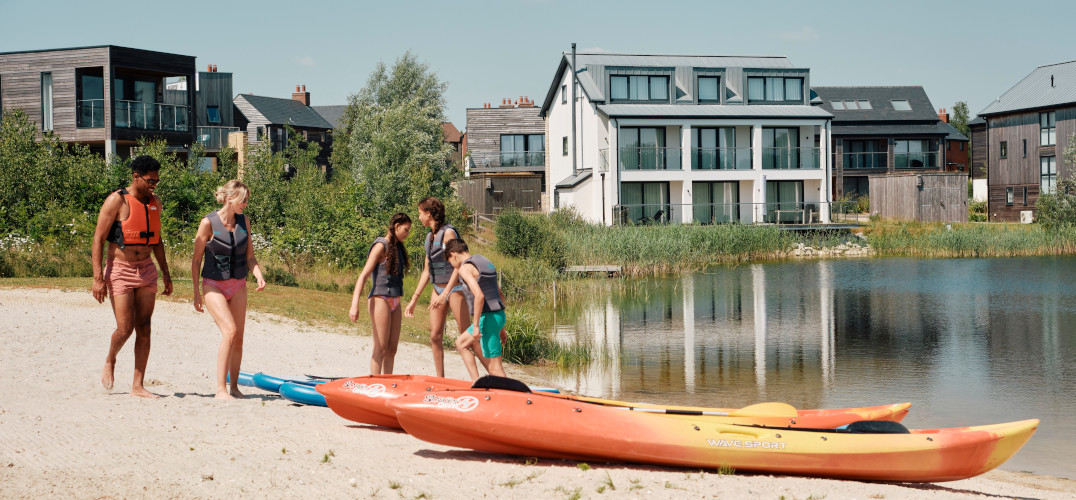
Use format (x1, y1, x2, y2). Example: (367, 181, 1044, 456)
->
(612, 201, 861, 226)
(894, 152, 938, 169)
(114, 100, 189, 132)
(498, 151, 545, 167)
(77, 99, 106, 128)
(762, 147, 821, 169)
(197, 126, 240, 150)
(691, 147, 753, 170)
(842, 152, 887, 169)
(619, 146, 681, 170)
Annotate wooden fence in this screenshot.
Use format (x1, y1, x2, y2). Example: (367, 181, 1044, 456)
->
(870, 173, 968, 223)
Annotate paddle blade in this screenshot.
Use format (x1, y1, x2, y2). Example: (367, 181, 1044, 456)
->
(731, 402, 798, 418)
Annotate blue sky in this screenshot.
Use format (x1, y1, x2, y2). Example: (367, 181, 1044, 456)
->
(2, 0, 1073, 126)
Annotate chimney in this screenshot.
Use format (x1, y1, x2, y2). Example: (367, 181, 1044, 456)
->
(207, 64, 212, 72)
(212, 65, 218, 72)
(938, 108, 949, 123)
(292, 84, 310, 106)
(518, 95, 535, 108)
(499, 98, 512, 109)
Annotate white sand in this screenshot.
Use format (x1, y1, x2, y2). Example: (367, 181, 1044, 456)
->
(1, 287, 1073, 499)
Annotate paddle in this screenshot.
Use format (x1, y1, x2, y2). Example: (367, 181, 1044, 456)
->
(605, 401, 799, 419)
(303, 374, 345, 381)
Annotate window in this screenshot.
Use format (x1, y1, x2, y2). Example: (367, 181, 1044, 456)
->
(1000, 141, 1007, 159)
(947, 141, 951, 151)
(76, 68, 104, 128)
(694, 128, 736, 169)
(1006, 187, 1014, 206)
(692, 181, 739, 224)
(895, 140, 933, 168)
(747, 77, 803, 103)
(1040, 111, 1056, 146)
(561, 84, 567, 104)
(621, 182, 669, 224)
(762, 128, 800, 169)
(500, 133, 544, 166)
(619, 127, 668, 170)
(831, 100, 845, 110)
(609, 75, 670, 102)
(562, 136, 568, 156)
(1023, 186, 1028, 206)
(844, 140, 884, 169)
(890, 99, 911, 111)
(256, 126, 265, 139)
(207, 106, 221, 124)
(1042, 156, 1056, 194)
(697, 76, 720, 102)
(960, 142, 964, 151)
(857, 99, 872, 110)
(766, 180, 804, 222)
(1023, 139, 1027, 158)
(41, 72, 53, 131)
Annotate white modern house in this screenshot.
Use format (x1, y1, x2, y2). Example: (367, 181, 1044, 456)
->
(539, 49, 834, 226)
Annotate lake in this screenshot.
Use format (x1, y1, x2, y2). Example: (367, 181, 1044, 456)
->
(533, 256, 1076, 479)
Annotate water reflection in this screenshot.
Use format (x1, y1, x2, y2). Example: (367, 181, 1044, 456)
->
(541, 257, 1076, 478)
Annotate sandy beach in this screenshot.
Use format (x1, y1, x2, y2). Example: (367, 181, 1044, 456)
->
(1, 286, 1073, 499)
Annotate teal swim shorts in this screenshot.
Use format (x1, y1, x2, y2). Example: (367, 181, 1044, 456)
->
(465, 309, 507, 358)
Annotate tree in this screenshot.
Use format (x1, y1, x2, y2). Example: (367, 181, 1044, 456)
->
(1035, 133, 1076, 229)
(332, 52, 454, 214)
(951, 101, 970, 137)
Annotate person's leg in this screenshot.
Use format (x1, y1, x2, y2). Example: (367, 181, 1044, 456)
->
(203, 284, 237, 399)
(369, 298, 391, 375)
(428, 293, 448, 377)
(383, 303, 402, 374)
(226, 284, 248, 398)
(486, 356, 506, 378)
(454, 327, 481, 381)
(102, 292, 136, 391)
(129, 285, 158, 398)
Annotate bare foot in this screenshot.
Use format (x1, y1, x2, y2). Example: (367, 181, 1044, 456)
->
(215, 391, 236, 400)
(229, 387, 246, 399)
(101, 361, 115, 390)
(130, 388, 160, 399)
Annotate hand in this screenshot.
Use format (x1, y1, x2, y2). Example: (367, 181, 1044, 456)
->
(427, 293, 446, 311)
(255, 276, 267, 291)
(349, 303, 361, 322)
(193, 293, 204, 313)
(91, 278, 107, 303)
(161, 276, 173, 296)
(404, 300, 416, 318)
(500, 330, 507, 344)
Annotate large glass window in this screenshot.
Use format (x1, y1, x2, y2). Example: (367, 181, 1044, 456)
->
(844, 140, 884, 169)
(207, 106, 221, 124)
(500, 134, 544, 166)
(1042, 156, 1056, 195)
(619, 127, 668, 170)
(1040, 111, 1056, 146)
(895, 139, 933, 168)
(693, 181, 739, 224)
(747, 77, 803, 103)
(765, 180, 803, 223)
(621, 182, 669, 224)
(40, 73, 53, 131)
(610, 75, 670, 102)
(697, 76, 720, 102)
(695, 128, 736, 170)
(762, 128, 800, 169)
(77, 68, 104, 128)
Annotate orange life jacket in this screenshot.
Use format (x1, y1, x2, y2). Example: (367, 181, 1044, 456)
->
(106, 188, 162, 247)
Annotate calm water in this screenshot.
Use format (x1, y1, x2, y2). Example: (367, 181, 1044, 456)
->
(533, 256, 1076, 479)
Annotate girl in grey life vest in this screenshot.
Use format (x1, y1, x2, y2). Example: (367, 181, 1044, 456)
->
(350, 213, 412, 375)
(404, 197, 470, 377)
(191, 180, 267, 400)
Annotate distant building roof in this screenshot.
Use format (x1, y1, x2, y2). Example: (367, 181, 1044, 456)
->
(830, 123, 950, 137)
(312, 105, 347, 129)
(234, 94, 333, 129)
(812, 86, 941, 122)
(978, 59, 1076, 116)
(555, 169, 593, 189)
(442, 122, 462, 143)
(968, 116, 986, 126)
(939, 122, 968, 141)
(597, 104, 831, 119)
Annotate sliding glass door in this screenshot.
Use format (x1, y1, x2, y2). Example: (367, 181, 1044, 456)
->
(693, 181, 739, 224)
(621, 182, 669, 224)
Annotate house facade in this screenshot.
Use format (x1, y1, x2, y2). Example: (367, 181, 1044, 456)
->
(0, 45, 196, 158)
(539, 51, 833, 226)
(233, 86, 334, 169)
(977, 60, 1076, 222)
(461, 99, 546, 213)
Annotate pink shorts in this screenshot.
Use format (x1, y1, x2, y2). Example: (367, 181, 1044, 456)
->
(203, 277, 246, 301)
(104, 258, 158, 296)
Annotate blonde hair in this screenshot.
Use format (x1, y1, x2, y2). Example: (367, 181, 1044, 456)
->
(215, 180, 250, 205)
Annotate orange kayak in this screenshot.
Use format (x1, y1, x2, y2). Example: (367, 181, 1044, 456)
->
(318, 374, 910, 429)
(389, 388, 1037, 482)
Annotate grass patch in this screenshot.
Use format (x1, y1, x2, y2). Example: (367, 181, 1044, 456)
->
(864, 220, 1076, 257)
(577, 462, 591, 471)
(717, 464, 735, 475)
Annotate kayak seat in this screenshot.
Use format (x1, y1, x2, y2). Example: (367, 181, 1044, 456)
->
(472, 375, 532, 393)
(843, 420, 910, 434)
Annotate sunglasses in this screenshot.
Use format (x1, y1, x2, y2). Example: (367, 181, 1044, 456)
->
(139, 175, 160, 185)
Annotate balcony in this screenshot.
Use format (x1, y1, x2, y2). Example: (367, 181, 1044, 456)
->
(197, 126, 240, 151)
(499, 151, 545, 168)
(762, 147, 821, 170)
(619, 146, 680, 170)
(77, 99, 106, 128)
(114, 100, 190, 132)
(612, 200, 862, 226)
(842, 152, 887, 170)
(691, 147, 752, 170)
(894, 151, 938, 169)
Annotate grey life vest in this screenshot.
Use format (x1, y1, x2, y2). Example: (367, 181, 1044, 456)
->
(368, 237, 404, 297)
(201, 211, 249, 281)
(461, 254, 504, 314)
(424, 223, 457, 285)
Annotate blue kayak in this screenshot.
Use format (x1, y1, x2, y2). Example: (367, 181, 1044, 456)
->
(252, 373, 317, 393)
(279, 381, 327, 406)
(226, 371, 256, 387)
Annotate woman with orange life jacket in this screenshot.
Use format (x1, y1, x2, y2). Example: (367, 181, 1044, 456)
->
(91, 155, 173, 399)
(191, 180, 267, 400)
(350, 213, 412, 375)
(404, 197, 471, 377)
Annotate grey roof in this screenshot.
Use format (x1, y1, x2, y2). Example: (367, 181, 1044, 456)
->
(979, 60, 1076, 116)
(812, 87, 941, 122)
(597, 104, 832, 119)
(555, 169, 593, 189)
(312, 105, 347, 129)
(938, 122, 968, 141)
(830, 123, 949, 137)
(968, 116, 986, 125)
(234, 94, 334, 129)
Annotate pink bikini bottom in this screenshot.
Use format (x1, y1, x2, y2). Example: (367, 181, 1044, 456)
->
(203, 278, 246, 301)
(371, 295, 401, 312)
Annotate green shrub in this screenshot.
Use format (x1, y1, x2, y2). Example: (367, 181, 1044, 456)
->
(494, 207, 567, 270)
(1035, 176, 1076, 231)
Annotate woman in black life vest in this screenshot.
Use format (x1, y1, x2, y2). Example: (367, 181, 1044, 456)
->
(350, 213, 412, 375)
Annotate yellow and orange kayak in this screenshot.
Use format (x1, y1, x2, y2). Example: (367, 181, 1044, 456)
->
(318, 374, 910, 429)
(389, 388, 1036, 482)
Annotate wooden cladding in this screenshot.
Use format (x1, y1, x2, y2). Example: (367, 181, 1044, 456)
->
(466, 107, 544, 169)
(869, 173, 968, 223)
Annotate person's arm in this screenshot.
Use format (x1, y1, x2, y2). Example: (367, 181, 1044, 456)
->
(151, 196, 172, 296)
(90, 193, 121, 303)
(459, 263, 483, 336)
(191, 218, 212, 312)
(406, 252, 432, 317)
(244, 217, 266, 291)
(498, 285, 508, 344)
(349, 243, 384, 322)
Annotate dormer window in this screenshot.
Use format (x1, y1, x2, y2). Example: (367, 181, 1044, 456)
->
(610, 75, 670, 102)
(697, 76, 720, 103)
(891, 99, 912, 111)
(747, 77, 803, 103)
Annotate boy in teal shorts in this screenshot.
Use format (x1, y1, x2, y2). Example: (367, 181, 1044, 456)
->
(445, 239, 507, 380)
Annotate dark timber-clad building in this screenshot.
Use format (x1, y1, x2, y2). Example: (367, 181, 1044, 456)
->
(0, 45, 196, 158)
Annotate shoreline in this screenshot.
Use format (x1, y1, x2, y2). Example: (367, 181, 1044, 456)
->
(1, 286, 1073, 499)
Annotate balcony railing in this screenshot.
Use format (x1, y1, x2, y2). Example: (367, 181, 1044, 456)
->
(762, 147, 821, 170)
(197, 126, 240, 150)
(77, 99, 106, 128)
(842, 151, 887, 170)
(619, 146, 680, 170)
(114, 100, 190, 132)
(612, 201, 861, 226)
(691, 147, 753, 170)
(894, 151, 938, 169)
(499, 151, 545, 167)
